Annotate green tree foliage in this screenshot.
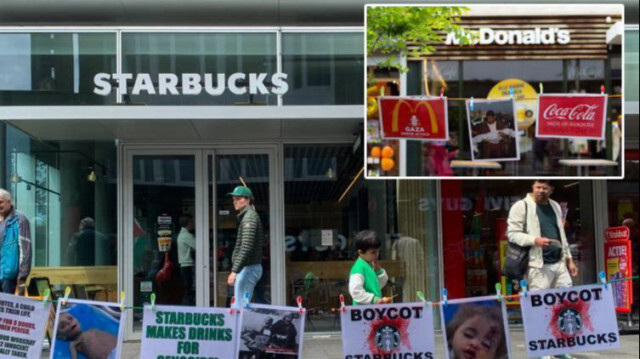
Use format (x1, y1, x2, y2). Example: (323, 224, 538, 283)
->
(367, 6, 472, 72)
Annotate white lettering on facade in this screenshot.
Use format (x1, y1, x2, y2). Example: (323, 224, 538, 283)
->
(93, 72, 289, 96)
(446, 27, 571, 46)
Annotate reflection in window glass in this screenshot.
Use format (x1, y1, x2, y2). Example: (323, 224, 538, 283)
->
(4, 124, 117, 301)
(625, 30, 639, 103)
(282, 33, 364, 105)
(122, 33, 277, 105)
(0, 33, 117, 105)
(284, 145, 439, 331)
(132, 155, 196, 333)
(608, 161, 639, 326)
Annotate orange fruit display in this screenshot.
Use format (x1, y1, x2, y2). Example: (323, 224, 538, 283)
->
(381, 146, 394, 158)
(381, 158, 395, 171)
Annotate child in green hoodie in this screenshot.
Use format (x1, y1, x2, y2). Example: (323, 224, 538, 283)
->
(348, 230, 392, 305)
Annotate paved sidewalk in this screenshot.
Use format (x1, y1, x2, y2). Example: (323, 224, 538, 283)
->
(41, 331, 639, 358)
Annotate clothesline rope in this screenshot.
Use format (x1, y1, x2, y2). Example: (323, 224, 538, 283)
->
(25, 275, 639, 310)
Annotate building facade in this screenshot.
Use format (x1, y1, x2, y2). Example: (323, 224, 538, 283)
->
(0, 1, 638, 338)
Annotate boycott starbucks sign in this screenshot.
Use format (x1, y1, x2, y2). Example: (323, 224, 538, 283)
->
(0, 293, 51, 359)
(341, 303, 436, 359)
(140, 305, 241, 359)
(521, 285, 620, 357)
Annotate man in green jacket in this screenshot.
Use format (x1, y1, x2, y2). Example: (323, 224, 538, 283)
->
(227, 186, 265, 308)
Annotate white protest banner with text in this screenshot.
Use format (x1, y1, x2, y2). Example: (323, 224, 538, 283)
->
(341, 302, 436, 359)
(0, 293, 51, 359)
(140, 305, 241, 359)
(521, 284, 620, 357)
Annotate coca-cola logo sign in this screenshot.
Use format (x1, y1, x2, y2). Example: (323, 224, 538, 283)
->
(536, 94, 607, 140)
(542, 104, 599, 121)
(605, 226, 630, 241)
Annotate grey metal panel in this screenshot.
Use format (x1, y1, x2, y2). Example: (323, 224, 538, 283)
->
(0, 0, 637, 26)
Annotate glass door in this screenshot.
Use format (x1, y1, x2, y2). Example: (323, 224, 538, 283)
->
(123, 146, 280, 338)
(208, 152, 274, 307)
(125, 150, 205, 336)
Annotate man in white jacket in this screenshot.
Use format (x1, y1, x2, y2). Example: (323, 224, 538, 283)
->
(507, 180, 578, 359)
(507, 180, 578, 289)
(508, 180, 578, 359)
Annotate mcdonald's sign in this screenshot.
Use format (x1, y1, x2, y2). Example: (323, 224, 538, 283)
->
(378, 97, 448, 141)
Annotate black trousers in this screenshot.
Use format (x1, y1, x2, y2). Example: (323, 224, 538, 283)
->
(180, 266, 195, 305)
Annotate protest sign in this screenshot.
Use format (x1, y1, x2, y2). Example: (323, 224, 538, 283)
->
(441, 296, 512, 359)
(466, 98, 520, 162)
(50, 299, 126, 359)
(379, 97, 449, 141)
(536, 94, 607, 139)
(238, 304, 305, 359)
(521, 284, 620, 357)
(605, 226, 633, 313)
(0, 293, 51, 359)
(341, 302, 436, 359)
(140, 305, 240, 359)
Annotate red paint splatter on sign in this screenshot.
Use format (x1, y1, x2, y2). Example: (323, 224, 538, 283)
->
(548, 300, 593, 339)
(366, 317, 411, 354)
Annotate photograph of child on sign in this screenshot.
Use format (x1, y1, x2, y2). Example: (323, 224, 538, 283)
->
(441, 297, 511, 359)
(467, 99, 520, 162)
(239, 304, 305, 359)
(51, 300, 125, 359)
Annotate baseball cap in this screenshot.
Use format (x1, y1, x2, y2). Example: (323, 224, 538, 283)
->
(227, 186, 254, 199)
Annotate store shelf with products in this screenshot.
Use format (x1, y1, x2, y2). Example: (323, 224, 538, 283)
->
(464, 234, 489, 297)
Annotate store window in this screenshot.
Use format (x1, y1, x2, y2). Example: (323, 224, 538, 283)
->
(607, 160, 639, 329)
(405, 58, 621, 176)
(282, 32, 364, 105)
(442, 180, 597, 322)
(122, 33, 277, 105)
(0, 32, 117, 105)
(625, 29, 639, 105)
(3, 124, 117, 300)
(284, 144, 439, 331)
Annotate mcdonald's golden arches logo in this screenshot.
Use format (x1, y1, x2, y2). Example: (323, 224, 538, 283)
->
(391, 100, 439, 134)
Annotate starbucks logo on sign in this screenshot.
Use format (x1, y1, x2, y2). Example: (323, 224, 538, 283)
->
(557, 308, 583, 335)
(375, 324, 400, 351)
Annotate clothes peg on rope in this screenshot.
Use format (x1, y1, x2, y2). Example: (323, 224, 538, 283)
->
(42, 289, 51, 308)
(416, 291, 431, 307)
(440, 87, 445, 98)
(243, 292, 251, 309)
(339, 294, 346, 313)
(229, 296, 236, 315)
(601, 85, 606, 95)
(442, 288, 448, 307)
(495, 283, 502, 302)
(150, 293, 156, 311)
(539, 83, 544, 94)
(120, 291, 126, 311)
(62, 287, 72, 306)
(520, 280, 528, 298)
(297, 296, 305, 314)
(469, 97, 474, 111)
(599, 271, 609, 289)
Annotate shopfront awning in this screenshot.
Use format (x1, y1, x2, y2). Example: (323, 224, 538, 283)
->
(6, 116, 362, 141)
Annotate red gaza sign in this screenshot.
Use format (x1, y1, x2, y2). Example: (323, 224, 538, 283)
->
(379, 97, 448, 141)
(605, 226, 630, 241)
(536, 94, 607, 139)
